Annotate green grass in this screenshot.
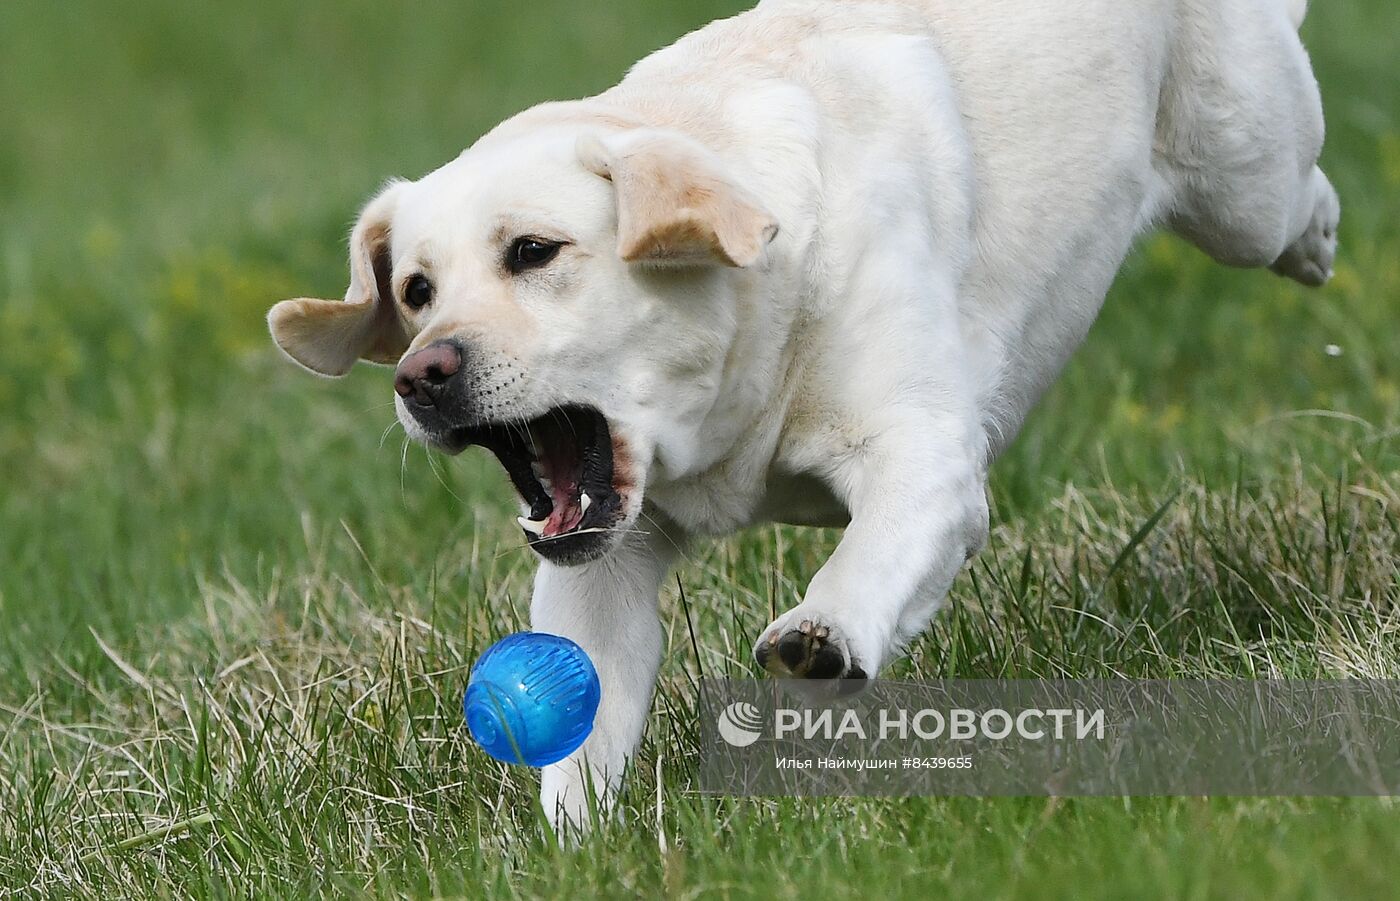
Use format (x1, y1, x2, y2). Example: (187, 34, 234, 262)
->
(1, 0, 1398, 897)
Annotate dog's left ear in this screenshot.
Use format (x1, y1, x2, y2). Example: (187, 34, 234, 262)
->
(578, 129, 779, 267)
(267, 181, 410, 377)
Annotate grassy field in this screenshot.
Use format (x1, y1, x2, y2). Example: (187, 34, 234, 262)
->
(1, 0, 1398, 897)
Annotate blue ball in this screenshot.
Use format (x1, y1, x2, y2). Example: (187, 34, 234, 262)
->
(464, 632, 600, 767)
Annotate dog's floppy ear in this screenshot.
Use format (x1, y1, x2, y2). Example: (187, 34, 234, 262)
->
(578, 130, 779, 267)
(268, 182, 410, 377)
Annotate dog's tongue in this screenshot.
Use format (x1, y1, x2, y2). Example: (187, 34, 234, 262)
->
(544, 484, 584, 537)
(529, 406, 604, 538)
(540, 447, 586, 537)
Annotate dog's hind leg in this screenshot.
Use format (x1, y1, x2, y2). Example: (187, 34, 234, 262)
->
(1158, 0, 1338, 286)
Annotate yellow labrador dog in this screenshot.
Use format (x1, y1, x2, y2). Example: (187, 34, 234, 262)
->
(270, 0, 1337, 829)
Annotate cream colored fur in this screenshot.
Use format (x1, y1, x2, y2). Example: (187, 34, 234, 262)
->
(269, 0, 1338, 833)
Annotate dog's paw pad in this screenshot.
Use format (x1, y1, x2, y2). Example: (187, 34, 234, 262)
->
(755, 618, 866, 680)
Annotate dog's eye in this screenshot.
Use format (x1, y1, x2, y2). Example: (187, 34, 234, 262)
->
(404, 274, 434, 310)
(508, 237, 562, 273)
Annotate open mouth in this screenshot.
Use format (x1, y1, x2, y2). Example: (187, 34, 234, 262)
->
(443, 404, 624, 563)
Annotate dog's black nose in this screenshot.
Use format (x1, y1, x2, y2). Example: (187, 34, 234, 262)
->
(394, 341, 462, 407)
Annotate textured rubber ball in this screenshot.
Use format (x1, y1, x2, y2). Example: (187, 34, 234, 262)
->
(464, 632, 601, 767)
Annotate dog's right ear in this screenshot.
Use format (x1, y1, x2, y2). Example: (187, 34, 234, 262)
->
(268, 182, 410, 377)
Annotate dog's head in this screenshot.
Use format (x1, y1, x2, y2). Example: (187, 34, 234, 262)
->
(269, 118, 778, 564)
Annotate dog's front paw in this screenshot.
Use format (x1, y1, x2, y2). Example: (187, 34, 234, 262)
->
(1271, 168, 1340, 287)
(754, 614, 869, 681)
(540, 757, 618, 843)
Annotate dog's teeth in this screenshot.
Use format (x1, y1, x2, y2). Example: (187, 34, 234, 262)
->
(579, 492, 592, 514)
(517, 516, 547, 536)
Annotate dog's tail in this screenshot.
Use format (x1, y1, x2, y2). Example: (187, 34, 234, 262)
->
(1286, 0, 1309, 30)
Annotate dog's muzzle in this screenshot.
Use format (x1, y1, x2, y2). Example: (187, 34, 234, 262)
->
(395, 341, 627, 565)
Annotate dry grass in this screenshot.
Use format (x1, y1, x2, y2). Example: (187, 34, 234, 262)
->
(4, 458, 1399, 895)
(2, 0, 1398, 896)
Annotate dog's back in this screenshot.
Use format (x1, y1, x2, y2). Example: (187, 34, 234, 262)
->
(611, 0, 1330, 439)
(611, 0, 1177, 426)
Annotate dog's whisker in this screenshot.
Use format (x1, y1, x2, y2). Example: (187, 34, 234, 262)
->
(379, 418, 403, 449)
(426, 452, 466, 505)
(508, 416, 534, 456)
(639, 510, 688, 562)
(491, 526, 653, 560)
(549, 406, 580, 444)
(534, 526, 651, 545)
